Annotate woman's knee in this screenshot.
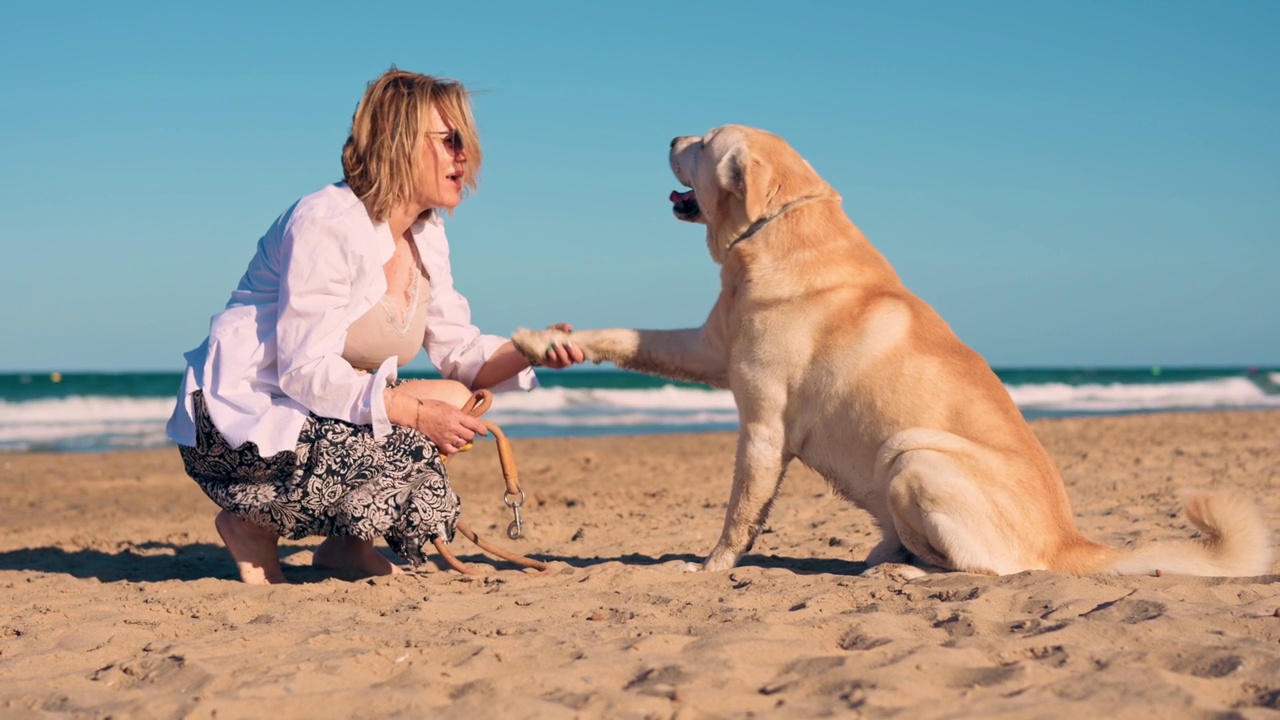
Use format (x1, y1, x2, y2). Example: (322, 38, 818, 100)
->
(393, 378, 479, 409)
(416, 379, 473, 408)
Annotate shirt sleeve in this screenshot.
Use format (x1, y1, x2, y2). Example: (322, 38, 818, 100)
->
(423, 231, 538, 393)
(275, 216, 397, 436)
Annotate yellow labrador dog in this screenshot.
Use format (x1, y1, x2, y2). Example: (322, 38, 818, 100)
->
(513, 125, 1272, 578)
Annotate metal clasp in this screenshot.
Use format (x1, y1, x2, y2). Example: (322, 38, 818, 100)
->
(504, 489, 526, 539)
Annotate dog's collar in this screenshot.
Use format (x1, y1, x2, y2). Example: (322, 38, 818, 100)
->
(725, 194, 830, 251)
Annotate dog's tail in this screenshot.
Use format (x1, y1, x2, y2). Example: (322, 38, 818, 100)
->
(1060, 492, 1273, 577)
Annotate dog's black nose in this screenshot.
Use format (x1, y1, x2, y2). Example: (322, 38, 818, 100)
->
(670, 137, 679, 148)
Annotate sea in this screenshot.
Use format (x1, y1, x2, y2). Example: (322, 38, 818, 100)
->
(2, 367, 1279, 454)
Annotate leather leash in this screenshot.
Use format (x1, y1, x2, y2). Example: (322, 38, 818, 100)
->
(429, 389, 549, 575)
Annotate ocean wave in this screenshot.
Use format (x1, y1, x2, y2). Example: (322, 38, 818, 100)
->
(486, 409, 741, 427)
(3, 377, 1279, 452)
(1006, 377, 1280, 413)
(475, 384, 739, 412)
(0, 395, 176, 424)
(0, 396, 177, 452)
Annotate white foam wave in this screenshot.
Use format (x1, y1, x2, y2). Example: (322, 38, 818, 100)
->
(2, 378, 1278, 452)
(487, 410, 740, 427)
(0, 395, 176, 424)
(1006, 377, 1280, 412)
(0, 396, 177, 452)
(487, 385, 738, 412)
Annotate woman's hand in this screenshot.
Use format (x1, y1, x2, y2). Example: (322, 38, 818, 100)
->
(412, 398, 489, 456)
(385, 388, 488, 456)
(538, 322, 586, 369)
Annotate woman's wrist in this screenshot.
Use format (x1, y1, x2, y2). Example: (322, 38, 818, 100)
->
(471, 341, 531, 390)
(384, 387, 409, 425)
(386, 387, 428, 431)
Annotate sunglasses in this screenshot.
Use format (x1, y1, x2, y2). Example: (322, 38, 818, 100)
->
(425, 129, 464, 154)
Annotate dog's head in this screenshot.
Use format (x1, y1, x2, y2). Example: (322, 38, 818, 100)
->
(668, 125, 829, 260)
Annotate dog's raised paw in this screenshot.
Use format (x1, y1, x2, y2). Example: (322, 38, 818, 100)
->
(516, 327, 586, 367)
(511, 328, 559, 363)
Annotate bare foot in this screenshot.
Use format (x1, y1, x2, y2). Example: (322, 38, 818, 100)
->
(214, 510, 288, 585)
(312, 536, 404, 578)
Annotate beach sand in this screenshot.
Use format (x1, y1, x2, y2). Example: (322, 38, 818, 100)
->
(2, 410, 1278, 719)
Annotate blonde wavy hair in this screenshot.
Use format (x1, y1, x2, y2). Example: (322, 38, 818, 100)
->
(341, 67, 482, 223)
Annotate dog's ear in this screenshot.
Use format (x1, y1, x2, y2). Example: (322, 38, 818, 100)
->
(716, 145, 774, 221)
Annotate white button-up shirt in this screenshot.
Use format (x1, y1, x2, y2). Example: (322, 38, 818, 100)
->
(166, 182, 537, 457)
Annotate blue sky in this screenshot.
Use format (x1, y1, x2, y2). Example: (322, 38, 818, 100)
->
(1, 1, 1276, 372)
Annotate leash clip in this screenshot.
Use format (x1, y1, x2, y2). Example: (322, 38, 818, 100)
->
(504, 489, 526, 539)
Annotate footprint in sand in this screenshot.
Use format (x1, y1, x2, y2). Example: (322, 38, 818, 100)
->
(1080, 597, 1166, 624)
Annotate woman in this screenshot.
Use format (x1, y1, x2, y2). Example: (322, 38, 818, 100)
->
(166, 68, 584, 585)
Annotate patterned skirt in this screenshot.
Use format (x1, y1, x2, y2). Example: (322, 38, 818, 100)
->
(178, 389, 459, 567)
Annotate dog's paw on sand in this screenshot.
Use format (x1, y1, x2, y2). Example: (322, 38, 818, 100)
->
(861, 562, 928, 582)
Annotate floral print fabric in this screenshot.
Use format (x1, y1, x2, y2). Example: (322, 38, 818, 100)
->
(178, 389, 459, 567)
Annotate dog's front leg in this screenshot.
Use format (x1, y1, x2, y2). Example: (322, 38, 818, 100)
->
(512, 327, 729, 388)
(701, 421, 789, 571)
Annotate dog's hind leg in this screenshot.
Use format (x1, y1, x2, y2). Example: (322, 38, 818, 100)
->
(860, 530, 932, 581)
(882, 446, 1027, 576)
(863, 525, 908, 567)
(858, 508, 948, 581)
(699, 420, 790, 572)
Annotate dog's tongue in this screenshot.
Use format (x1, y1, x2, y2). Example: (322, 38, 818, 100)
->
(670, 189, 695, 203)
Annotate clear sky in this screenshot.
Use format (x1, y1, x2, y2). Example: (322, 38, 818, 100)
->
(1, 1, 1276, 372)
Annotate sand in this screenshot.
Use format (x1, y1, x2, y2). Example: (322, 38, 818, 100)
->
(1, 409, 1278, 719)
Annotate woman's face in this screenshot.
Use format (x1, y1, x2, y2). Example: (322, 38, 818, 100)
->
(413, 104, 467, 211)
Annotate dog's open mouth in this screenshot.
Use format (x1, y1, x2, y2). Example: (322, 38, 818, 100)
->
(670, 189, 701, 221)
